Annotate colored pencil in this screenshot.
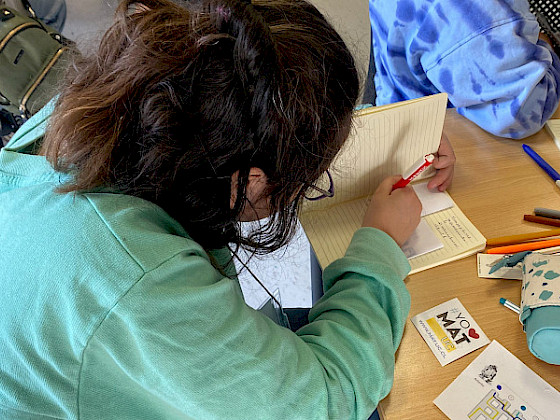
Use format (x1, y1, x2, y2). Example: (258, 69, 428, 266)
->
(536, 245, 560, 254)
(523, 144, 560, 180)
(534, 207, 560, 220)
(486, 228, 560, 246)
(524, 214, 560, 227)
(487, 238, 560, 254)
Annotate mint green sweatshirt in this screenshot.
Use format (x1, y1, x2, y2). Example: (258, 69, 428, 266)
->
(0, 103, 411, 420)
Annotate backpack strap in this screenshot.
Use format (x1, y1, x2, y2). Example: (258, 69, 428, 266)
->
(4, 96, 55, 151)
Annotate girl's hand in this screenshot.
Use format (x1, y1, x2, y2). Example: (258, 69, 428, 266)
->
(362, 175, 422, 246)
(427, 133, 456, 191)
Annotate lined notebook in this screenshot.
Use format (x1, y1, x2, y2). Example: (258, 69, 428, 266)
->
(300, 94, 486, 274)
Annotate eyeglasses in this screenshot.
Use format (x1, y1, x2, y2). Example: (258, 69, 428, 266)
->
(304, 170, 334, 201)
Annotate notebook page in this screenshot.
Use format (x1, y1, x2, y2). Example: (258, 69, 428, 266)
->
(299, 93, 486, 274)
(301, 191, 486, 274)
(302, 93, 448, 212)
(301, 197, 366, 268)
(409, 204, 487, 274)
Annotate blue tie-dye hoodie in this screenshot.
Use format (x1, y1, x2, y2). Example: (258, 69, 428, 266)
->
(369, 0, 560, 138)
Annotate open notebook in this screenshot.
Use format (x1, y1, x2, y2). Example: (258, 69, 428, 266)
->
(300, 93, 486, 274)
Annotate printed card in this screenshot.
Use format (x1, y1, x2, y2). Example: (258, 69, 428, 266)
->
(434, 340, 560, 419)
(411, 298, 490, 366)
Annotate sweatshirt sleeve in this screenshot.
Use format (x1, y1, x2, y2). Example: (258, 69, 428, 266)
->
(424, 16, 560, 139)
(78, 228, 411, 420)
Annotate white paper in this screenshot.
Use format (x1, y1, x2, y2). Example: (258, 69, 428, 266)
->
(235, 221, 313, 309)
(412, 181, 454, 217)
(400, 181, 453, 259)
(477, 248, 560, 280)
(434, 340, 560, 419)
(411, 298, 490, 366)
(477, 253, 524, 280)
(402, 219, 444, 259)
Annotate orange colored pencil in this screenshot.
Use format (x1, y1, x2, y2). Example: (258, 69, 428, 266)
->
(487, 238, 560, 254)
(486, 228, 560, 246)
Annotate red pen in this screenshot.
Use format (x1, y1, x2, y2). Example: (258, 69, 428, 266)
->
(392, 153, 435, 190)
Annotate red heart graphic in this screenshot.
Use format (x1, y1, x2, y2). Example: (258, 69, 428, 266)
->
(468, 328, 480, 339)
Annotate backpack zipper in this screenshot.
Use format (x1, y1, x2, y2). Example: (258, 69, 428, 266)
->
(19, 46, 68, 116)
(0, 21, 44, 108)
(0, 21, 42, 52)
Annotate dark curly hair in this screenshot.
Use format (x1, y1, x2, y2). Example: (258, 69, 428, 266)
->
(41, 0, 359, 253)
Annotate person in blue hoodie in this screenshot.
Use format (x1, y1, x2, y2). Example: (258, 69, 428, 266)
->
(369, 0, 560, 140)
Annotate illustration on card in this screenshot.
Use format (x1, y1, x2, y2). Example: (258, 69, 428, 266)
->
(468, 381, 544, 420)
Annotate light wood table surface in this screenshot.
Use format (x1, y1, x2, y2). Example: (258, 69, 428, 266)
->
(377, 109, 560, 420)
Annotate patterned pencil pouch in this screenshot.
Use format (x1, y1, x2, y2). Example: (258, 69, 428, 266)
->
(520, 253, 560, 365)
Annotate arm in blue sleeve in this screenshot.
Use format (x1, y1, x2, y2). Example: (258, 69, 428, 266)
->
(425, 21, 560, 138)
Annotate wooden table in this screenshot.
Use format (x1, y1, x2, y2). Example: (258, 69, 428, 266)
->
(377, 109, 560, 419)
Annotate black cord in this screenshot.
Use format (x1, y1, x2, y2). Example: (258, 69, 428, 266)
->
(229, 246, 282, 308)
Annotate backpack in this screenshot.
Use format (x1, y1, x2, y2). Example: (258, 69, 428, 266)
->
(0, 0, 74, 119)
(528, 0, 560, 55)
(0, 0, 28, 15)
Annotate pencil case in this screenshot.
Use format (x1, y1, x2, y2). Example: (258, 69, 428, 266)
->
(520, 253, 560, 365)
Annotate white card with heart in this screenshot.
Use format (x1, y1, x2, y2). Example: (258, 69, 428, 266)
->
(411, 298, 490, 366)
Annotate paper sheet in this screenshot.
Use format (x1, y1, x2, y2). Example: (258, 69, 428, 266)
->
(400, 182, 455, 258)
(477, 247, 560, 280)
(477, 253, 524, 280)
(434, 340, 560, 419)
(412, 181, 454, 217)
(407, 205, 486, 274)
(402, 219, 443, 259)
(235, 221, 313, 309)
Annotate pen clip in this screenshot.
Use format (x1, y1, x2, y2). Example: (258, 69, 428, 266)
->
(392, 153, 435, 190)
